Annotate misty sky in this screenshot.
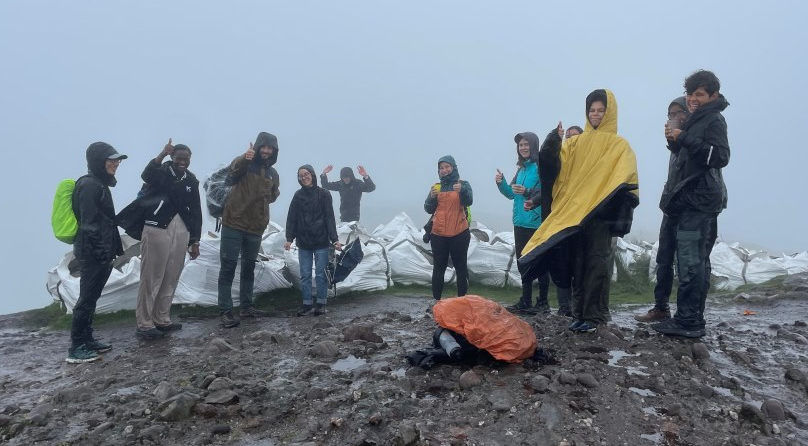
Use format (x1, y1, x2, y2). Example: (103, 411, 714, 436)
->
(1, 1, 806, 315)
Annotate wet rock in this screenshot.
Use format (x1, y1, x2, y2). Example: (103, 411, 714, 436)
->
(313, 321, 333, 329)
(211, 425, 231, 435)
(152, 381, 178, 400)
(207, 377, 234, 392)
(795, 320, 807, 327)
(784, 367, 806, 383)
(559, 371, 577, 385)
(666, 403, 683, 417)
(458, 370, 482, 389)
(739, 402, 766, 425)
(691, 343, 710, 360)
(204, 338, 239, 355)
(531, 375, 551, 393)
(698, 384, 714, 398)
(342, 324, 383, 343)
(91, 421, 114, 436)
(0, 414, 11, 427)
(577, 373, 599, 388)
(305, 387, 328, 400)
(397, 421, 419, 445)
(769, 323, 781, 330)
(158, 393, 197, 421)
(194, 403, 218, 418)
(200, 375, 217, 389)
(761, 399, 786, 421)
(138, 425, 165, 441)
(671, 344, 693, 360)
(487, 389, 514, 412)
(53, 385, 93, 403)
(25, 403, 53, 426)
(368, 412, 383, 425)
(310, 341, 339, 358)
(205, 389, 239, 405)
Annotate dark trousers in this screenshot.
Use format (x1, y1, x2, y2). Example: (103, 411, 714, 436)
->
(673, 211, 719, 329)
(513, 226, 550, 305)
(571, 218, 612, 324)
(70, 256, 113, 348)
(218, 225, 261, 313)
(430, 229, 470, 300)
(653, 215, 677, 310)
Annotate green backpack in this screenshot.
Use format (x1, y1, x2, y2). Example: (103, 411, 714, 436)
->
(52, 178, 79, 244)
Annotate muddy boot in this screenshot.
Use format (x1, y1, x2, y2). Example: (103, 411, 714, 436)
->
(534, 293, 551, 314)
(506, 295, 532, 313)
(556, 287, 572, 317)
(634, 306, 671, 322)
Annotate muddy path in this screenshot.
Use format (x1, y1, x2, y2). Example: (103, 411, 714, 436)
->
(1, 275, 807, 445)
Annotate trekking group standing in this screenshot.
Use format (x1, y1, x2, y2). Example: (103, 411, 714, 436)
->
(60, 69, 729, 363)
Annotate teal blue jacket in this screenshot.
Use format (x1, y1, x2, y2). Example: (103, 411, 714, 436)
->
(497, 159, 542, 229)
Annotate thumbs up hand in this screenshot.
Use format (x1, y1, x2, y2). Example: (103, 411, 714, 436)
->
(495, 168, 504, 184)
(245, 142, 255, 161)
(453, 179, 461, 193)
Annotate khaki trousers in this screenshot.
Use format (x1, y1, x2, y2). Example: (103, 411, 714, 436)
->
(136, 215, 189, 329)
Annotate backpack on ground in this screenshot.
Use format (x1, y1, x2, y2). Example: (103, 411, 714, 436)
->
(52, 179, 78, 244)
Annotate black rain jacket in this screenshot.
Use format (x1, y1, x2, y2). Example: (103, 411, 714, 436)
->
(140, 159, 203, 245)
(320, 167, 376, 222)
(286, 165, 339, 250)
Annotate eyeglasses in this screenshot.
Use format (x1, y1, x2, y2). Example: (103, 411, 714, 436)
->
(667, 110, 687, 119)
(297, 172, 312, 180)
(106, 159, 122, 164)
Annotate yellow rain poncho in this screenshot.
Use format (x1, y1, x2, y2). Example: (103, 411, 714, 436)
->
(518, 89, 639, 270)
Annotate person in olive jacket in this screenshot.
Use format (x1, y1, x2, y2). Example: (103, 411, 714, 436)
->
(218, 132, 281, 328)
(67, 142, 127, 363)
(134, 139, 202, 340)
(284, 165, 342, 316)
(652, 70, 730, 339)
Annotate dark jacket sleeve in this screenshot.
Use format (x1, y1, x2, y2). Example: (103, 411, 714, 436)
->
(320, 174, 342, 191)
(189, 179, 203, 245)
(269, 167, 280, 204)
(286, 194, 299, 243)
(141, 159, 164, 185)
(679, 117, 730, 169)
(324, 191, 338, 243)
(228, 155, 250, 182)
(424, 187, 438, 214)
(361, 176, 376, 193)
(459, 181, 473, 207)
(76, 181, 110, 262)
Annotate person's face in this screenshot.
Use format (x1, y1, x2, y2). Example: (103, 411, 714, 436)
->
(259, 145, 273, 160)
(105, 158, 121, 176)
(588, 101, 606, 129)
(565, 128, 581, 138)
(171, 150, 191, 173)
(298, 169, 313, 187)
(667, 105, 689, 126)
(341, 176, 352, 184)
(517, 139, 531, 159)
(438, 161, 453, 177)
(686, 87, 718, 113)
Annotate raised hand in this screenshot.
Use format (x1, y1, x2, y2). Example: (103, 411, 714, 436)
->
(157, 138, 174, 161)
(557, 121, 565, 139)
(357, 165, 368, 177)
(495, 168, 504, 184)
(323, 164, 333, 174)
(245, 142, 255, 161)
(453, 179, 461, 193)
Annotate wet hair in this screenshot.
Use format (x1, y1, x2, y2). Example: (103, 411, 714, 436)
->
(684, 70, 720, 95)
(585, 89, 608, 114)
(567, 126, 583, 135)
(172, 144, 192, 156)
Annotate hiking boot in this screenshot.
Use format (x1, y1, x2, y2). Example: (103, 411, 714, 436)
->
(136, 327, 165, 340)
(240, 306, 268, 318)
(220, 311, 240, 328)
(506, 297, 534, 314)
(313, 303, 327, 316)
(557, 306, 572, 317)
(85, 339, 112, 353)
(634, 307, 671, 323)
(297, 305, 314, 317)
(534, 303, 551, 314)
(573, 321, 598, 333)
(568, 320, 584, 331)
(66, 344, 101, 364)
(651, 319, 705, 338)
(155, 322, 183, 332)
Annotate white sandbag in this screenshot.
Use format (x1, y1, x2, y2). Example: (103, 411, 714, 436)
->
(47, 251, 142, 314)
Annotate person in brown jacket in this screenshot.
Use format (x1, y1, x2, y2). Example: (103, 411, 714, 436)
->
(217, 132, 280, 328)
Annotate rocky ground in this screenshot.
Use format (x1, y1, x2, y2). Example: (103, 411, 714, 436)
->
(1, 274, 807, 446)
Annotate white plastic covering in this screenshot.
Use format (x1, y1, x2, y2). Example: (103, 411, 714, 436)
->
(47, 212, 808, 313)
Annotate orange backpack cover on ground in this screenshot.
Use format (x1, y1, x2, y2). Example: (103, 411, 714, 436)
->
(432, 295, 538, 363)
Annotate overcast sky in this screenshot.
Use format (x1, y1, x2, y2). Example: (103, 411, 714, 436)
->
(1, 1, 806, 315)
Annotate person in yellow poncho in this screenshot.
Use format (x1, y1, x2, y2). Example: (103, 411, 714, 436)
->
(519, 89, 639, 333)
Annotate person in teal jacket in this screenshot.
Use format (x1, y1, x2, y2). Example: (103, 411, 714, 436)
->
(496, 132, 554, 314)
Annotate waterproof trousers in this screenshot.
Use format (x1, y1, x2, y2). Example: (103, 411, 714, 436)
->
(571, 217, 612, 324)
(673, 211, 719, 329)
(218, 225, 261, 314)
(430, 229, 470, 300)
(514, 226, 550, 305)
(70, 256, 113, 348)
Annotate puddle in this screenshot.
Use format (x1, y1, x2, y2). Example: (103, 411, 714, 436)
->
(640, 433, 662, 443)
(391, 367, 407, 378)
(170, 346, 191, 355)
(331, 355, 367, 372)
(641, 406, 657, 415)
(629, 387, 656, 397)
(115, 385, 141, 396)
(712, 386, 733, 397)
(608, 350, 650, 376)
